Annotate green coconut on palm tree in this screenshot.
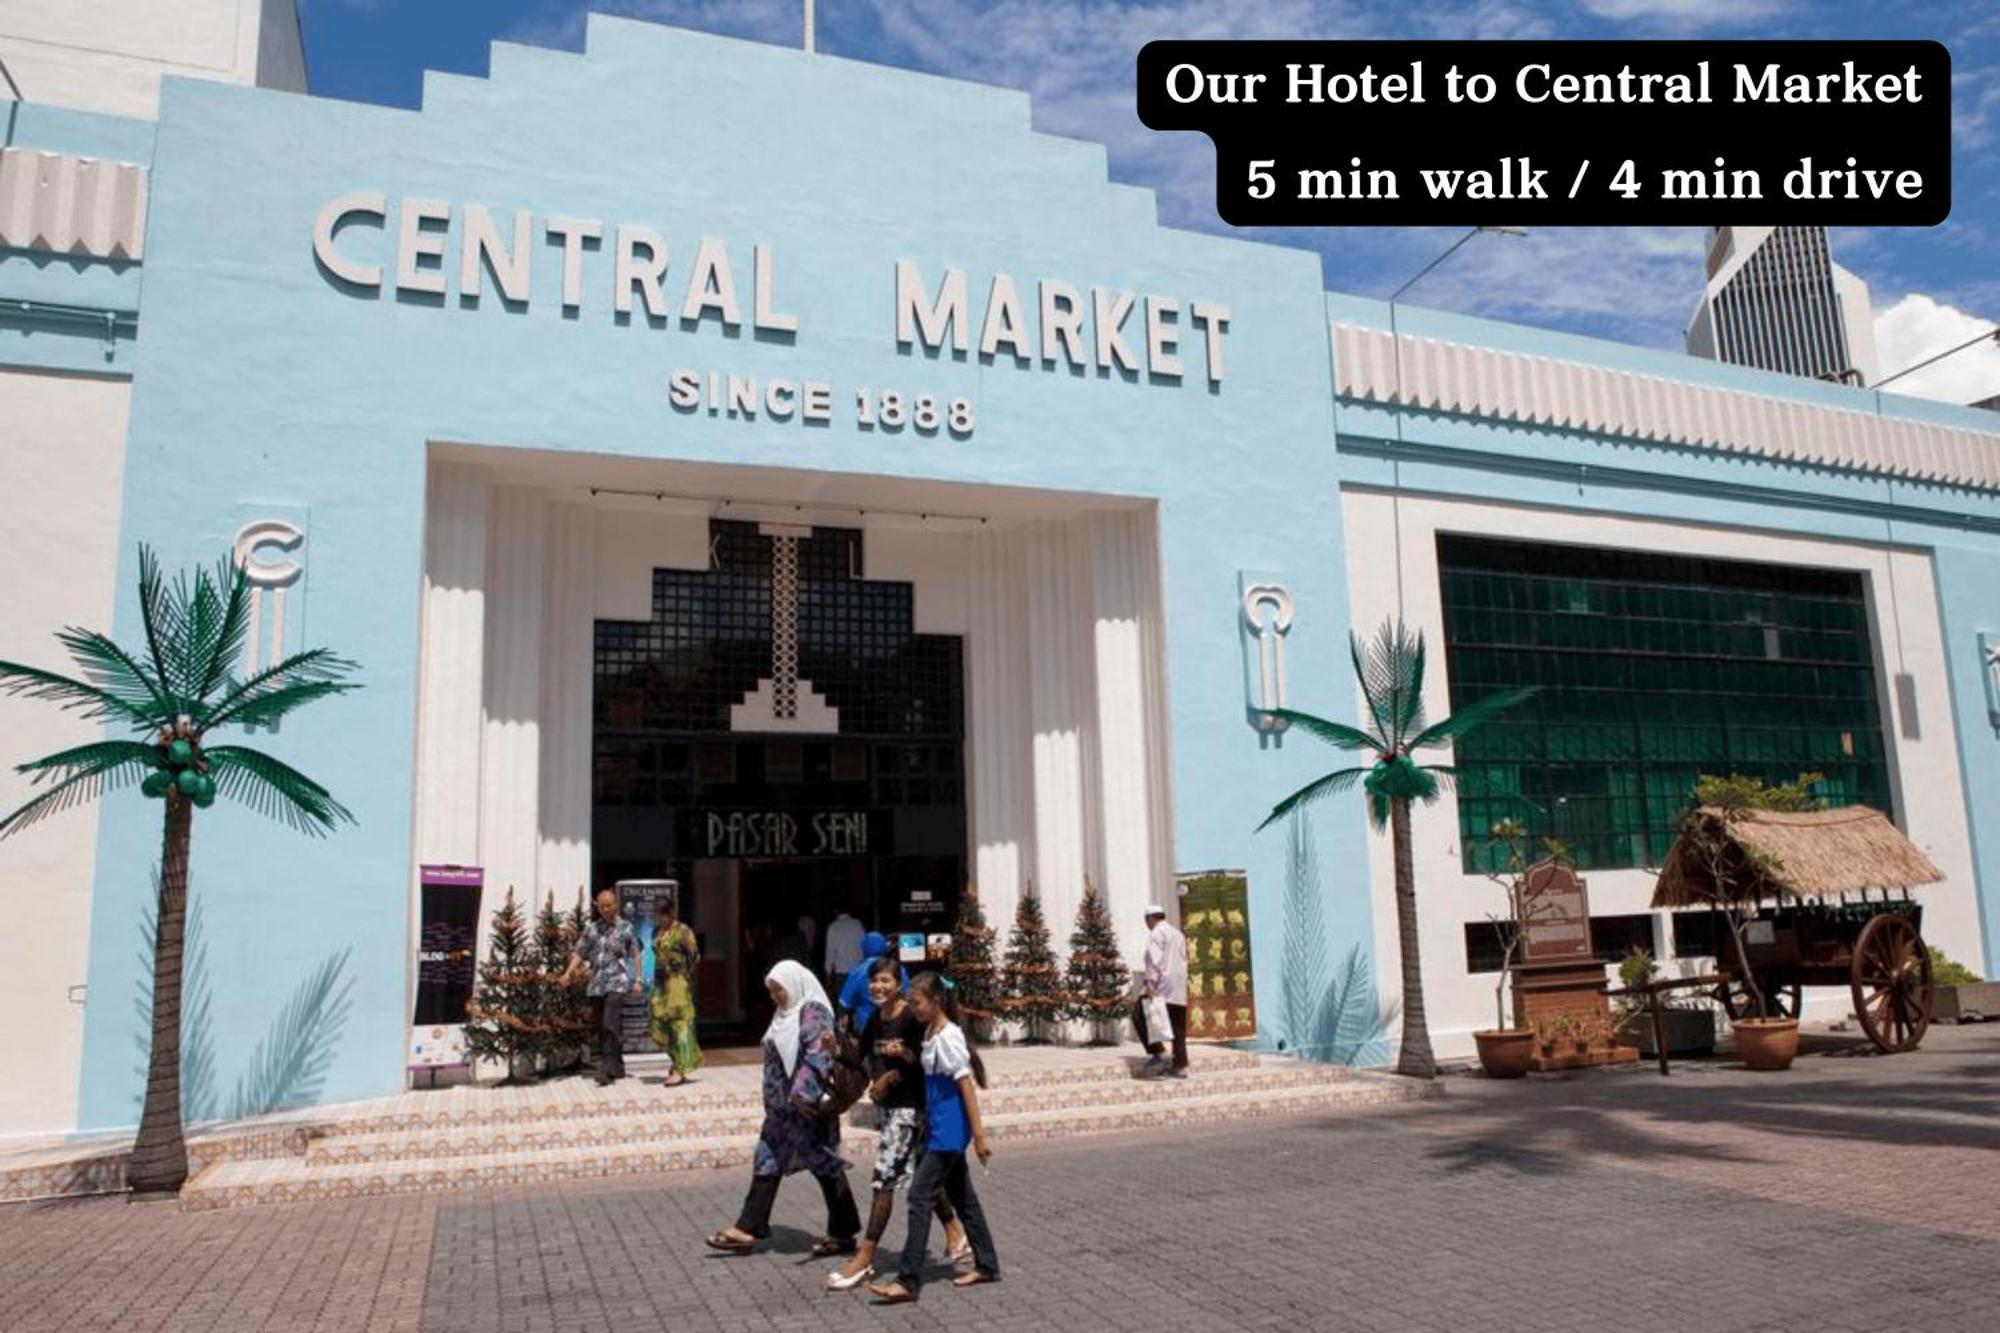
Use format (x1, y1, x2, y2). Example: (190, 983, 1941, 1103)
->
(0, 546, 358, 1195)
(1257, 620, 1535, 1079)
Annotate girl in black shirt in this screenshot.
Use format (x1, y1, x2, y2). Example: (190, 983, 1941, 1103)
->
(824, 958, 968, 1290)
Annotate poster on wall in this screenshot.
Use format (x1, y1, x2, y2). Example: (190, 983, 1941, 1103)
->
(1175, 869, 1255, 1041)
(411, 864, 483, 1069)
(616, 879, 679, 1055)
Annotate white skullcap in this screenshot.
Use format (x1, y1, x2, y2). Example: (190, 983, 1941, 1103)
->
(1144, 903, 1167, 917)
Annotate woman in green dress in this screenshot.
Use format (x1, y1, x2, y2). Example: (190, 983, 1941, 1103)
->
(649, 902, 704, 1085)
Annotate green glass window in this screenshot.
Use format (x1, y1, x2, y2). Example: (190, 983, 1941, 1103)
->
(1439, 535, 1893, 873)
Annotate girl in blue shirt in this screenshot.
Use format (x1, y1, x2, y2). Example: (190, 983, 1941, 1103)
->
(869, 970, 1000, 1303)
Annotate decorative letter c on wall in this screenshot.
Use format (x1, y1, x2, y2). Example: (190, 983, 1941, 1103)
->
(1241, 582, 1294, 733)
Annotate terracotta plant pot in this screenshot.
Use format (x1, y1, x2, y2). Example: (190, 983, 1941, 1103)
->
(1732, 1017, 1800, 1071)
(1473, 1028, 1537, 1079)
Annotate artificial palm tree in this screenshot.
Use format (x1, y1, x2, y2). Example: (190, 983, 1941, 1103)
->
(0, 547, 357, 1194)
(1257, 620, 1534, 1078)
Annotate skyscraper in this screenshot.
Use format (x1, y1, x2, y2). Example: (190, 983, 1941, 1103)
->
(1685, 226, 1880, 386)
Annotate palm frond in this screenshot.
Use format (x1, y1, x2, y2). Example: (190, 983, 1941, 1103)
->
(1256, 766, 1369, 832)
(207, 679, 360, 731)
(164, 557, 254, 705)
(1353, 622, 1431, 748)
(200, 649, 361, 730)
(1347, 633, 1393, 746)
(16, 739, 159, 784)
(1263, 708, 1385, 753)
(56, 627, 174, 720)
(1397, 632, 1429, 739)
(136, 547, 178, 706)
(1409, 686, 1540, 750)
(0, 741, 156, 838)
(0, 657, 158, 727)
(1366, 621, 1428, 744)
(193, 557, 255, 702)
(205, 746, 355, 835)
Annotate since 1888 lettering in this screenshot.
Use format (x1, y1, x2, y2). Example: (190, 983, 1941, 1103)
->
(668, 368, 975, 437)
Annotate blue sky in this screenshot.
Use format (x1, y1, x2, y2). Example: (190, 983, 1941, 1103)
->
(295, 1, 2000, 403)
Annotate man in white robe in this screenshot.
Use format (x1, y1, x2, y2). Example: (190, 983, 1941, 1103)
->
(1140, 903, 1189, 1078)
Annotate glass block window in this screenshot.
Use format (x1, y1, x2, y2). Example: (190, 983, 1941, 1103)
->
(1440, 535, 1892, 873)
(594, 520, 963, 740)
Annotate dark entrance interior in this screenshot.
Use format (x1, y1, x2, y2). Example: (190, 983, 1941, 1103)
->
(592, 519, 966, 1040)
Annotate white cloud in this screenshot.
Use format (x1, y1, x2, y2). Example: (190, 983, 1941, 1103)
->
(1573, 0, 1788, 25)
(1873, 293, 2000, 406)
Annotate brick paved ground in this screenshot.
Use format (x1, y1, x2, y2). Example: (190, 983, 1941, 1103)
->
(3, 1024, 1995, 1332)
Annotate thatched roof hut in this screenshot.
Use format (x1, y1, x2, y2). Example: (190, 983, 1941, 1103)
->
(1650, 805, 1943, 908)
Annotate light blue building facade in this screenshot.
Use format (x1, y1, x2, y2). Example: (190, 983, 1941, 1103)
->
(1, 17, 1995, 1140)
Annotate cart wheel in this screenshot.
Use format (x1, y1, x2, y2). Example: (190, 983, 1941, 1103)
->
(1716, 976, 1801, 1022)
(1851, 914, 1933, 1053)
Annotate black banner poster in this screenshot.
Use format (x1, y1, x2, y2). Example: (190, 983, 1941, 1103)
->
(414, 864, 482, 1026)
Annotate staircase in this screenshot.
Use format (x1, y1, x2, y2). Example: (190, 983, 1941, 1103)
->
(158, 1048, 1429, 1210)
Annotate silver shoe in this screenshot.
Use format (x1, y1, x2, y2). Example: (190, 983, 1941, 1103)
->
(825, 1262, 876, 1291)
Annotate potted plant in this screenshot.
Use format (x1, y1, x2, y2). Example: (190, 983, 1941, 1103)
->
(1671, 773, 1825, 1071)
(1569, 1013, 1596, 1058)
(1471, 821, 1564, 1079)
(1533, 1014, 1561, 1062)
(1616, 946, 1717, 1057)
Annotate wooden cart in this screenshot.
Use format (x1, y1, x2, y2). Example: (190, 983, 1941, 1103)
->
(1704, 895, 1932, 1052)
(1651, 806, 1944, 1055)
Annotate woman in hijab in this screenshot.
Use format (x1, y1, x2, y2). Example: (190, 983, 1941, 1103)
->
(704, 959, 861, 1256)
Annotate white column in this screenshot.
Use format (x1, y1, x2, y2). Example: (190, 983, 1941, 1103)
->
(1134, 506, 1178, 927)
(479, 487, 548, 933)
(415, 463, 488, 866)
(538, 502, 595, 899)
(1023, 519, 1093, 964)
(1087, 509, 1162, 965)
(966, 527, 1033, 942)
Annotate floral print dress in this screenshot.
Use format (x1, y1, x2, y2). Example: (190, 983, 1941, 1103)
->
(751, 1000, 845, 1179)
(647, 920, 704, 1074)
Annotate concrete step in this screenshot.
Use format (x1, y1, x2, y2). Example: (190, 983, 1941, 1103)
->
(303, 1063, 1348, 1165)
(183, 1071, 1429, 1212)
(295, 1047, 1267, 1141)
(185, 1134, 765, 1211)
(0, 1121, 318, 1203)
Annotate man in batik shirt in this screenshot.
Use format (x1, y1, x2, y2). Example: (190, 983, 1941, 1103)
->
(565, 887, 643, 1085)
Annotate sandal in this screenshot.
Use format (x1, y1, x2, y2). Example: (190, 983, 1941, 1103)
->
(704, 1230, 757, 1253)
(662, 1073, 686, 1088)
(868, 1279, 917, 1305)
(946, 1235, 972, 1263)
(952, 1271, 998, 1288)
(809, 1237, 856, 1260)
(824, 1262, 875, 1291)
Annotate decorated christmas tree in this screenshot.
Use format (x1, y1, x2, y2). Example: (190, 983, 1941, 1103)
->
(947, 882, 1001, 1041)
(464, 889, 547, 1082)
(1064, 880, 1128, 1041)
(1001, 889, 1064, 1042)
(534, 891, 589, 1075)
